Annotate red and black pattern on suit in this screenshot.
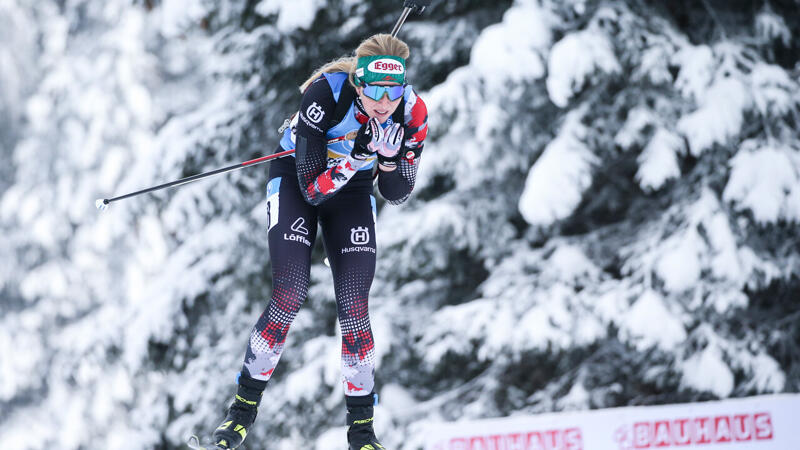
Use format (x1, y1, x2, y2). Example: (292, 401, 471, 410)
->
(242, 156, 379, 396)
(241, 73, 428, 397)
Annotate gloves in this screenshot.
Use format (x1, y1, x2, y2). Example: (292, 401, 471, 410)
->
(352, 117, 383, 161)
(377, 123, 404, 170)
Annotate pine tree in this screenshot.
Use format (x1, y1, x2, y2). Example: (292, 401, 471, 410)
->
(1, 0, 797, 449)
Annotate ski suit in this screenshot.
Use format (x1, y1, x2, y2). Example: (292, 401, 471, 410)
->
(241, 72, 428, 397)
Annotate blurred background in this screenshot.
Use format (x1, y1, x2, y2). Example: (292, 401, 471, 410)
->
(1, 0, 798, 448)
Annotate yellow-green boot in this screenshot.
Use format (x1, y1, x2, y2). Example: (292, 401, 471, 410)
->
(346, 393, 386, 450)
(211, 374, 267, 449)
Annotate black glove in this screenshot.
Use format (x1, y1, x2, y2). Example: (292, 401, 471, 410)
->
(352, 117, 383, 161)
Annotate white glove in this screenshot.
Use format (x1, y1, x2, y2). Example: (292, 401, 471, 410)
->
(377, 123, 404, 169)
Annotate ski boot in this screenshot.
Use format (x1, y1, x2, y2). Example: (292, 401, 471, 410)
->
(211, 374, 268, 449)
(346, 393, 386, 450)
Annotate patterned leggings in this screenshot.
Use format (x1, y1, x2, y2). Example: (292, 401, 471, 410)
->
(241, 158, 377, 396)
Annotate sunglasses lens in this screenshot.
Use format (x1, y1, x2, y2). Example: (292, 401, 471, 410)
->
(364, 84, 405, 101)
(387, 85, 405, 100)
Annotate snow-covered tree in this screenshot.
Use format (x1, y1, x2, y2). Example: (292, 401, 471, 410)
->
(1, 0, 798, 449)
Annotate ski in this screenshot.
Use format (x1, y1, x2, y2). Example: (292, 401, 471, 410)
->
(186, 435, 209, 449)
(187, 434, 230, 450)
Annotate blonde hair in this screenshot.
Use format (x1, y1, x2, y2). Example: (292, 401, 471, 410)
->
(298, 34, 411, 93)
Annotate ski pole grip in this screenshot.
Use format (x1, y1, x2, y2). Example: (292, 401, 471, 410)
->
(403, 0, 431, 13)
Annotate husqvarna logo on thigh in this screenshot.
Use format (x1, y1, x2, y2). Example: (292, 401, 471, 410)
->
(350, 227, 369, 245)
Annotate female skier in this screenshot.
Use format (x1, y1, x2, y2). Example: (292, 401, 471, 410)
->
(210, 34, 428, 450)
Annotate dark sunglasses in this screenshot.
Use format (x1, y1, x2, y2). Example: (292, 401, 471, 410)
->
(362, 83, 406, 102)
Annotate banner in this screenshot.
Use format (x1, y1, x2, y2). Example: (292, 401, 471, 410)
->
(425, 394, 800, 450)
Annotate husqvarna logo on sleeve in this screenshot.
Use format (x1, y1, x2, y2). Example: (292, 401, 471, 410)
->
(368, 59, 405, 75)
(306, 102, 325, 123)
(350, 227, 370, 245)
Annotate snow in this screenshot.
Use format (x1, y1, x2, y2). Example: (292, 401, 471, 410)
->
(97, 145, 128, 192)
(741, 352, 786, 393)
(286, 347, 327, 400)
(513, 286, 576, 351)
(159, 0, 207, 38)
(673, 44, 715, 101)
(755, 5, 792, 46)
(636, 128, 684, 191)
(593, 289, 629, 324)
(255, 0, 325, 32)
(723, 143, 799, 224)
(677, 77, 751, 156)
(614, 106, 655, 151)
(655, 228, 703, 293)
(0, 314, 45, 401)
(421, 279, 606, 364)
(420, 299, 500, 364)
(470, 4, 552, 84)
(315, 427, 348, 450)
(750, 63, 796, 117)
(543, 244, 601, 284)
(621, 290, 687, 352)
(0, 1, 37, 123)
(558, 382, 590, 411)
(19, 261, 69, 299)
(680, 343, 734, 398)
(1, 1, 798, 448)
(635, 38, 675, 85)
(519, 112, 598, 225)
(705, 211, 744, 285)
(546, 29, 620, 107)
(705, 289, 748, 314)
(379, 384, 419, 419)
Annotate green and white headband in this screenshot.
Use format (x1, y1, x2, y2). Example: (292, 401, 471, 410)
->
(354, 55, 406, 86)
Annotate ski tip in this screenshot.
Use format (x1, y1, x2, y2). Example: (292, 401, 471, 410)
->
(186, 435, 206, 450)
(187, 434, 233, 450)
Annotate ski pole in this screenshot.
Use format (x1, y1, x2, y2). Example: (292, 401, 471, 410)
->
(95, 149, 295, 211)
(97, 128, 362, 210)
(391, 0, 432, 37)
(383, 0, 433, 180)
(99, 1, 434, 211)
